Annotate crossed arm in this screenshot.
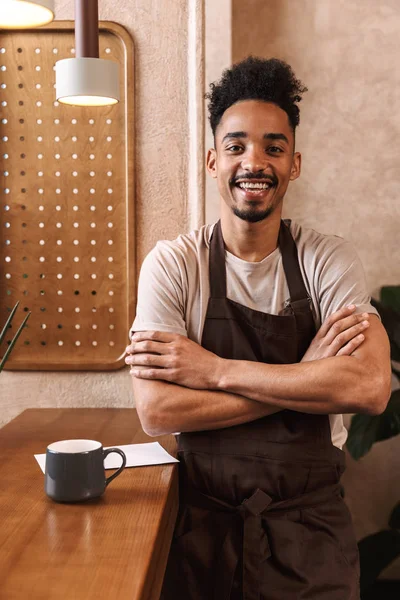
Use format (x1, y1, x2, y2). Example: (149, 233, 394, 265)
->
(126, 307, 392, 437)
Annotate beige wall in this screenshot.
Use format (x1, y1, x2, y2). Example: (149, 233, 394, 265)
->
(231, 0, 400, 578)
(1, 0, 399, 580)
(0, 0, 202, 426)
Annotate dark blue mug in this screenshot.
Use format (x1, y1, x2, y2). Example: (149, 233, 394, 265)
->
(45, 439, 126, 502)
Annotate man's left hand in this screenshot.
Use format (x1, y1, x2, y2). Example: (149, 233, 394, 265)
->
(125, 331, 221, 389)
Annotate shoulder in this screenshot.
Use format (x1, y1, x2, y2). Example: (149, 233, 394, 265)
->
(145, 223, 213, 270)
(289, 220, 350, 256)
(288, 220, 359, 276)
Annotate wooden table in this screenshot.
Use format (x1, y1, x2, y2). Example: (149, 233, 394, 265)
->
(0, 409, 179, 600)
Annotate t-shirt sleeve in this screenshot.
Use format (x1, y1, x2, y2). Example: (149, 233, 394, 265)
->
(129, 242, 188, 339)
(315, 238, 380, 325)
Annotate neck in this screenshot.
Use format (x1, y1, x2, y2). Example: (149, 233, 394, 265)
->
(220, 208, 282, 262)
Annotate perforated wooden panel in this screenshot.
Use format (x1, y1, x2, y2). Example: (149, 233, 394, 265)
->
(0, 22, 135, 370)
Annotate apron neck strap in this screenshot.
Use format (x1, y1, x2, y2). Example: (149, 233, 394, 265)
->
(208, 219, 309, 306)
(278, 219, 310, 305)
(208, 220, 227, 298)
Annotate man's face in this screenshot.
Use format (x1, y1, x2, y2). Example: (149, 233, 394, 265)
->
(207, 100, 301, 223)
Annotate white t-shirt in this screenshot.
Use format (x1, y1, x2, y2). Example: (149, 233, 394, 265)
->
(131, 220, 379, 449)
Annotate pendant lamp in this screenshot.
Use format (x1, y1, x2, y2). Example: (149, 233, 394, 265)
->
(0, 0, 54, 29)
(55, 0, 119, 107)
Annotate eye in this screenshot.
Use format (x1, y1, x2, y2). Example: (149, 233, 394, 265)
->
(268, 146, 283, 154)
(226, 145, 242, 153)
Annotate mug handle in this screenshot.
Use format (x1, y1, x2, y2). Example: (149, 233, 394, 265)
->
(103, 448, 127, 486)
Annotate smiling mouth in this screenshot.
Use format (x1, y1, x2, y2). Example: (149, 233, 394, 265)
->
(233, 179, 276, 198)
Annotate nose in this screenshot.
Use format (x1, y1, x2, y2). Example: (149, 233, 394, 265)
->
(241, 147, 269, 173)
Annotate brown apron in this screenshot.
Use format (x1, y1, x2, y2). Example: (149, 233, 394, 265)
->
(161, 220, 360, 600)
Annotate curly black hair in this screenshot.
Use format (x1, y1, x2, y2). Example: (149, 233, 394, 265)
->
(205, 56, 308, 137)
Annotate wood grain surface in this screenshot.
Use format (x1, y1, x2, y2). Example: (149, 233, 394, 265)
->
(0, 409, 178, 600)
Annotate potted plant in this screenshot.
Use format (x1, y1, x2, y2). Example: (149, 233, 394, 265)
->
(346, 286, 400, 599)
(0, 302, 31, 372)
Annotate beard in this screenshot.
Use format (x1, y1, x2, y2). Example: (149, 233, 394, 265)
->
(232, 203, 275, 223)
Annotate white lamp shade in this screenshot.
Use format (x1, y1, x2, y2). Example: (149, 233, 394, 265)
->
(55, 57, 120, 107)
(0, 0, 54, 29)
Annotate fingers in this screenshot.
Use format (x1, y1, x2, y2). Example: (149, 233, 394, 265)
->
(125, 340, 166, 356)
(329, 319, 369, 355)
(130, 367, 171, 381)
(324, 312, 370, 346)
(318, 305, 357, 338)
(131, 331, 177, 344)
(336, 333, 365, 357)
(125, 351, 167, 367)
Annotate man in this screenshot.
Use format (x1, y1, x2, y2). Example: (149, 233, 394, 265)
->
(125, 57, 391, 599)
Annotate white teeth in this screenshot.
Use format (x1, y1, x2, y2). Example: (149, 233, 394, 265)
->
(238, 182, 271, 190)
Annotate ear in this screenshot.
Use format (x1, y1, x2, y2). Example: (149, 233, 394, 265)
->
(290, 152, 301, 181)
(206, 148, 217, 179)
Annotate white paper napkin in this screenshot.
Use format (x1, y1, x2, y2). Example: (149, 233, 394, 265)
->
(34, 442, 179, 474)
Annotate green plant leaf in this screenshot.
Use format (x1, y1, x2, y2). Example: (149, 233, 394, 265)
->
(0, 301, 20, 347)
(371, 298, 400, 362)
(389, 502, 400, 530)
(358, 529, 400, 594)
(0, 311, 30, 372)
(346, 390, 400, 460)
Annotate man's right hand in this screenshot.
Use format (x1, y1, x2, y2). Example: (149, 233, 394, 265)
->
(301, 305, 370, 362)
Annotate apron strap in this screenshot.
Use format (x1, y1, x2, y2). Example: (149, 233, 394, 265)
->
(208, 220, 227, 299)
(183, 483, 343, 600)
(209, 219, 311, 309)
(279, 219, 311, 306)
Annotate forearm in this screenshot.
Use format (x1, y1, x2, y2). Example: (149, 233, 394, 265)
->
(134, 378, 281, 437)
(216, 355, 389, 415)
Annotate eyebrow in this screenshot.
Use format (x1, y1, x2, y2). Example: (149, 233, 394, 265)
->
(221, 131, 289, 144)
